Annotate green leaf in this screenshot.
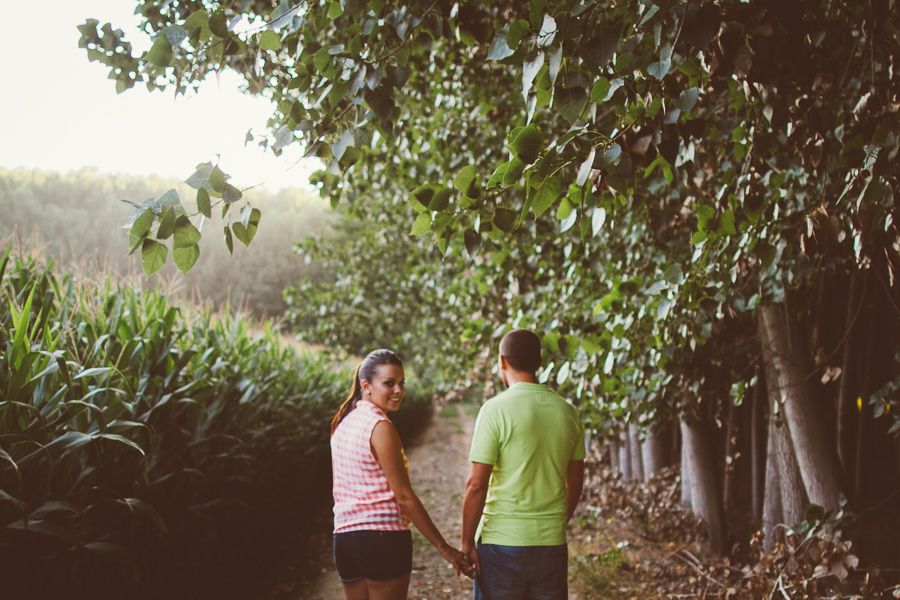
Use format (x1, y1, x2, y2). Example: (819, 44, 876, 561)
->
(556, 196, 574, 221)
(695, 204, 716, 231)
(487, 161, 510, 188)
(410, 212, 432, 236)
(209, 11, 228, 38)
(185, 163, 226, 193)
(507, 20, 529, 48)
(259, 30, 281, 51)
(156, 207, 176, 239)
(464, 229, 481, 255)
(576, 148, 596, 186)
(502, 157, 527, 186)
(183, 9, 209, 33)
(531, 175, 563, 217)
(408, 185, 432, 212)
(597, 144, 622, 168)
(509, 125, 542, 164)
(173, 244, 200, 272)
(556, 87, 586, 122)
(314, 48, 331, 71)
(755, 240, 775, 268)
(173, 216, 201, 248)
(141, 239, 167, 275)
(223, 183, 243, 204)
(147, 36, 173, 67)
(197, 188, 211, 218)
(129, 208, 154, 246)
(454, 165, 477, 196)
(224, 225, 233, 254)
(327, 1, 344, 19)
(522, 51, 544, 99)
(74, 367, 113, 380)
(718, 209, 737, 235)
(639, 3, 660, 27)
(493, 208, 517, 232)
(591, 207, 606, 235)
(231, 208, 260, 246)
(537, 14, 557, 46)
(647, 58, 671, 80)
(591, 77, 611, 102)
(487, 33, 515, 61)
(331, 129, 355, 161)
(676, 88, 700, 112)
(429, 188, 452, 210)
(162, 26, 188, 47)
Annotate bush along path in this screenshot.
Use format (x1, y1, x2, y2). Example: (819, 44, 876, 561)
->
(0, 248, 432, 600)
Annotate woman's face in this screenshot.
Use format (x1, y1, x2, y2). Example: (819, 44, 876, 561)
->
(362, 364, 405, 413)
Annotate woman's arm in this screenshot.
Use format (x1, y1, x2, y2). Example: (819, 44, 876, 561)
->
(371, 420, 471, 575)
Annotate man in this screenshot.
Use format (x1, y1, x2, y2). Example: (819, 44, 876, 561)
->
(461, 328, 585, 600)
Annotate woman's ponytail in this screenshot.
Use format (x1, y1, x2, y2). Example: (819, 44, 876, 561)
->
(330, 365, 364, 435)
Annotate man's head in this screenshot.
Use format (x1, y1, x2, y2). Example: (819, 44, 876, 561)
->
(498, 328, 542, 385)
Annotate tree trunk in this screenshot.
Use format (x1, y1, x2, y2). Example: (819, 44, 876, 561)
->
(760, 304, 844, 510)
(774, 417, 807, 527)
(723, 397, 743, 517)
(608, 437, 620, 473)
(681, 418, 727, 554)
(641, 426, 667, 479)
(681, 430, 692, 508)
(762, 413, 783, 552)
(628, 422, 644, 482)
(854, 305, 879, 502)
(837, 272, 862, 475)
(751, 371, 767, 525)
(619, 429, 632, 482)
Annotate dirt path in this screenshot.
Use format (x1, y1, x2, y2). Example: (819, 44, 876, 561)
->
(291, 404, 476, 600)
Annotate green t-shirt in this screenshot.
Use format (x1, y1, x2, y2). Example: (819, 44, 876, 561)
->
(469, 382, 586, 546)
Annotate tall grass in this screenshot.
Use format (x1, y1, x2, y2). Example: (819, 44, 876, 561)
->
(0, 247, 431, 600)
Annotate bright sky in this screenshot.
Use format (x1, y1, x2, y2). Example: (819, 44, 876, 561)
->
(0, 1, 319, 191)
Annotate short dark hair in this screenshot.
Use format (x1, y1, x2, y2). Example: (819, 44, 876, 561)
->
(500, 329, 542, 373)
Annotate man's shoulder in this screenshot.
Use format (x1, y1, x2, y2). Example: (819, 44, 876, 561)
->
(483, 386, 577, 413)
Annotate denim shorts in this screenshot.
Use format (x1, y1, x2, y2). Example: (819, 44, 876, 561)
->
(473, 542, 568, 600)
(332, 529, 413, 583)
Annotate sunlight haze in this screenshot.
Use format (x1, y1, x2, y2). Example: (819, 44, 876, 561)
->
(0, 0, 318, 191)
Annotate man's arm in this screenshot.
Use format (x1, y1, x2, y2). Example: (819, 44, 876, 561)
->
(566, 459, 585, 520)
(461, 461, 493, 572)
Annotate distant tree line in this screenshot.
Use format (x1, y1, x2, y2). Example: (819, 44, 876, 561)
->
(0, 167, 333, 317)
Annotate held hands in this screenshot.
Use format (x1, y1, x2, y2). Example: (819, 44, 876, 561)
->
(441, 544, 477, 579)
(459, 542, 481, 579)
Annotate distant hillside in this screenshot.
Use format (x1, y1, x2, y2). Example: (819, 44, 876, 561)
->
(0, 167, 333, 316)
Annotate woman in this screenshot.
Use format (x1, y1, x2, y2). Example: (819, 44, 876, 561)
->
(330, 349, 471, 599)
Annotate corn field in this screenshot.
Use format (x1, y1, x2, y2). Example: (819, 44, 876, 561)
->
(0, 247, 432, 599)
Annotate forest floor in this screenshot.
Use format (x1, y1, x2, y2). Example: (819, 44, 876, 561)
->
(269, 403, 712, 600)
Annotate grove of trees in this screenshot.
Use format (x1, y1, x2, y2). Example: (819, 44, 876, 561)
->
(76, 0, 899, 590)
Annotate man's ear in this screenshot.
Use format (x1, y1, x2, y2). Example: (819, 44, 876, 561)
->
(499, 355, 510, 371)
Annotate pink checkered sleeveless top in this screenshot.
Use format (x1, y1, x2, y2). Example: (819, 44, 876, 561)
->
(331, 400, 408, 533)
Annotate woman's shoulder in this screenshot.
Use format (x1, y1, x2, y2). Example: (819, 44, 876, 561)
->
(341, 401, 390, 431)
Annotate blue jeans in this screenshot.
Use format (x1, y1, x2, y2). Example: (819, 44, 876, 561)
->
(473, 542, 568, 600)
